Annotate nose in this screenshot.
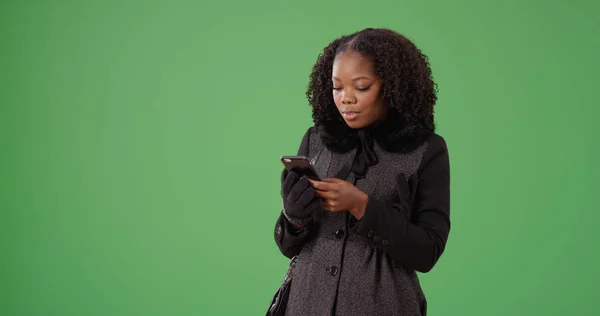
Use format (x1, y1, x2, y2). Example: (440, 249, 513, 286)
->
(341, 91, 356, 104)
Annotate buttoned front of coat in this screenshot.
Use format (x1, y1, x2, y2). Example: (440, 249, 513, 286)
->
(274, 126, 451, 316)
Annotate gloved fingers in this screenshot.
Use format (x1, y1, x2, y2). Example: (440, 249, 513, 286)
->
(294, 185, 316, 207)
(280, 168, 289, 184)
(281, 170, 300, 197)
(286, 175, 311, 202)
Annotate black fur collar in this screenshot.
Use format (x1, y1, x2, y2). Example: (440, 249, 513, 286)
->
(317, 111, 432, 154)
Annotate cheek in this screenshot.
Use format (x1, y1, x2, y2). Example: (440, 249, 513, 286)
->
(359, 90, 382, 109)
(332, 91, 343, 108)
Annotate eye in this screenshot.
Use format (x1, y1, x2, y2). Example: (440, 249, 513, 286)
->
(332, 87, 342, 91)
(357, 86, 371, 92)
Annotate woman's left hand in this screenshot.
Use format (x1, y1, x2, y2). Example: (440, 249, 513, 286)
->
(308, 178, 369, 220)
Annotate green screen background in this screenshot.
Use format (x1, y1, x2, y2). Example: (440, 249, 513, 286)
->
(1, 0, 599, 315)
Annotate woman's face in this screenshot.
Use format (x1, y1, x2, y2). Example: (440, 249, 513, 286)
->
(332, 50, 388, 129)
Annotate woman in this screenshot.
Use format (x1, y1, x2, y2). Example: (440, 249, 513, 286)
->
(273, 28, 450, 316)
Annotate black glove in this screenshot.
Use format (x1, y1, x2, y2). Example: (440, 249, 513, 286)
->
(280, 169, 321, 226)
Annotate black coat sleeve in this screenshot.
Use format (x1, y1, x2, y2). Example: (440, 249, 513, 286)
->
(274, 127, 319, 259)
(351, 134, 451, 272)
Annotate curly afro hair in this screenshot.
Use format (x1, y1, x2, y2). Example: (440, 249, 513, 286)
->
(306, 28, 438, 153)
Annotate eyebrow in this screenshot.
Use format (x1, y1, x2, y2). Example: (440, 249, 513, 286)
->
(332, 76, 371, 81)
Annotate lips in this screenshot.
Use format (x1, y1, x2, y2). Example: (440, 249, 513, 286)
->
(342, 110, 360, 120)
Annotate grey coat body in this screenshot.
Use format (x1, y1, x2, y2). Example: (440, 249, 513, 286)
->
(274, 126, 450, 316)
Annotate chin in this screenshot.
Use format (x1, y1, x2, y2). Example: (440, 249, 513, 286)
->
(343, 119, 367, 129)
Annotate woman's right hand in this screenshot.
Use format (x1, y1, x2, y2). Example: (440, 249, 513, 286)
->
(280, 169, 321, 227)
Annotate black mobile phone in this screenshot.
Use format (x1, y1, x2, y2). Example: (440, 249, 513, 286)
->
(280, 155, 322, 181)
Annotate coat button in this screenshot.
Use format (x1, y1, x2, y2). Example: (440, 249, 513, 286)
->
(326, 266, 338, 276)
(382, 240, 389, 246)
(334, 229, 345, 239)
(367, 230, 374, 238)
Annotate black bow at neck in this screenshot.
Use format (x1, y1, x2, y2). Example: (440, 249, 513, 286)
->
(350, 129, 379, 179)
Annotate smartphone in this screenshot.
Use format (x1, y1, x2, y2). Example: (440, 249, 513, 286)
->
(280, 155, 322, 181)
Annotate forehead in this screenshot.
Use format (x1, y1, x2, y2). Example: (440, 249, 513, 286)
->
(332, 51, 376, 77)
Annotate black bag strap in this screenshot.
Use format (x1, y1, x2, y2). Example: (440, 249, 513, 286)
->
(266, 256, 298, 316)
(284, 256, 298, 283)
